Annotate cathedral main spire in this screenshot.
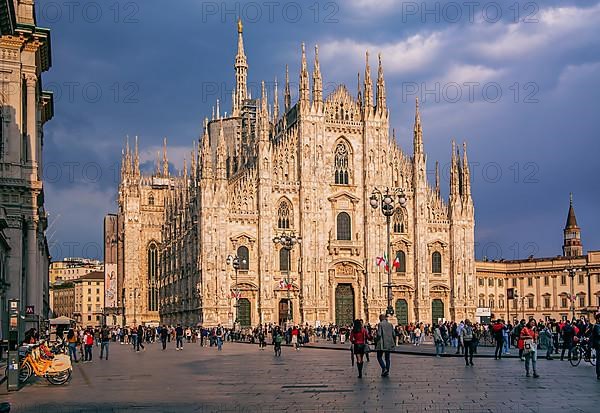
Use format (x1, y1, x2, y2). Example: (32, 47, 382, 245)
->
(232, 17, 248, 117)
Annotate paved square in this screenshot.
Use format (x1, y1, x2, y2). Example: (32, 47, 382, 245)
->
(3, 342, 599, 412)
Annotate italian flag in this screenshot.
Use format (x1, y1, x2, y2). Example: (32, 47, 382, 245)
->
(376, 254, 389, 271)
(279, 279, 292, 290)
(393, 254, 401, 269)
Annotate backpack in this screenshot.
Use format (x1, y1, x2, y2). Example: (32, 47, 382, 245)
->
(216, 327, 223, 336)
(492, 323, 503, 334)
(274, 334, 283, 344)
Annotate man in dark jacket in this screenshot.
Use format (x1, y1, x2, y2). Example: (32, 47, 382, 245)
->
(160, 325, 169, 350)
(591, 313, 600, 380)
(560, 320, 576, 361)
(136, 325, 145, 352)
(100, 325, 111, 360)
(175, 324, 184, 350)
(492, 319, 505, 360)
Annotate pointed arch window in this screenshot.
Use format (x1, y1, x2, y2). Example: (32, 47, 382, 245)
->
(393, 211, 405, 233)
(237, 246, 249, 270)
(148, 242, 159, 312)
(336, 212, 351, 240)
(432, 251, 442, 274)
(334, 142, 350, 185)
(148, 193, 155, 206)
(277, 201, 291, 229)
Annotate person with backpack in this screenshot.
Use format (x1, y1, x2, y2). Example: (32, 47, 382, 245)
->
(461, 319, 475, 366)
(591, 313, 600, 380)
(492, 319, 505, 360)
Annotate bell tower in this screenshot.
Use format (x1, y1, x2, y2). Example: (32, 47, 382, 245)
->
(563, 193, 583, 257)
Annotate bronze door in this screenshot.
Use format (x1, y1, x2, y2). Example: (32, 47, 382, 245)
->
(395, 299, 408, 325)
(335, 284, 355, 326)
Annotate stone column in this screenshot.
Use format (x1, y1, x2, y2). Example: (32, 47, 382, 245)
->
(24, 74, 37, 170)
(26, 220, 40, 328)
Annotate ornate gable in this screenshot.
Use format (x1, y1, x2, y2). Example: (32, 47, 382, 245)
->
(230, 232, 257, 249)
(324, 85, 360, 124)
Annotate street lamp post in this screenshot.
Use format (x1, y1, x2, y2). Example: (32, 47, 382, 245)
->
(273, 231, 301, 324)
(226, 254, 246, 331)
(564, 267, 582, 320)
(130, 287, 139, 326)
(369, 187, 407, 317)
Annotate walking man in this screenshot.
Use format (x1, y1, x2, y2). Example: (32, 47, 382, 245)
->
(591, 313, 600, 380)
(136, 325, 145, 352)
(492, 319, 505, 360)
(100, 325, 110, 360)
(375, 313, 395, 377)
(175, 324, 184, 350)
(160, 325, 169, 350)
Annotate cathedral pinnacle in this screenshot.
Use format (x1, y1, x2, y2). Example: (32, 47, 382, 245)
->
(376, 52, 387, 112)
(273, 77, 279, 121)
(133, 135, 140, 176)
(299, 43, 310, 106)
(312, 44, 323, 105)
(284, 64, 291, 112)
(413, 97, 423, 154)
(162, 137, 169, 177)
(363, 51, 373, 109)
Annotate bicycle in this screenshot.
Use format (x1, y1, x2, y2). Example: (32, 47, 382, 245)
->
(17, 343, 72, 385)
(569, 337, 597, 367)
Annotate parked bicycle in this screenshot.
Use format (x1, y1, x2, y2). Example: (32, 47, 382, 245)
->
(570, 337, 597, 367)
(16, 342, 72, 385)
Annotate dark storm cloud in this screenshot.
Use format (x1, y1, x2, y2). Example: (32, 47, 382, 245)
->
(38, 0, 600, 260)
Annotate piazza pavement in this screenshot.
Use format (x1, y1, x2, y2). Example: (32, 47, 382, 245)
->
(1, 341, 599, 413)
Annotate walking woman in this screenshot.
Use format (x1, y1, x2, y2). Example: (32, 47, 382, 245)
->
(67, 328, 79, 363)
(461, 319, 475, 366)
(520, 319, 540, 378)
(350, 319, 371, 378)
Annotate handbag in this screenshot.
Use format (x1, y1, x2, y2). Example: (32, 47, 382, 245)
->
(523, 339, 536, 354)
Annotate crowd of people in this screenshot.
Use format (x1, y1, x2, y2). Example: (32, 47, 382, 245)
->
(54, 312, 600, 381)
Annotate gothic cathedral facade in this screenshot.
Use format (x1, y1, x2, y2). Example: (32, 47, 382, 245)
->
(117, 21, 476, 327)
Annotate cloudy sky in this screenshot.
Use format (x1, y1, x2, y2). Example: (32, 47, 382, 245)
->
(39, 0, 600, 261)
